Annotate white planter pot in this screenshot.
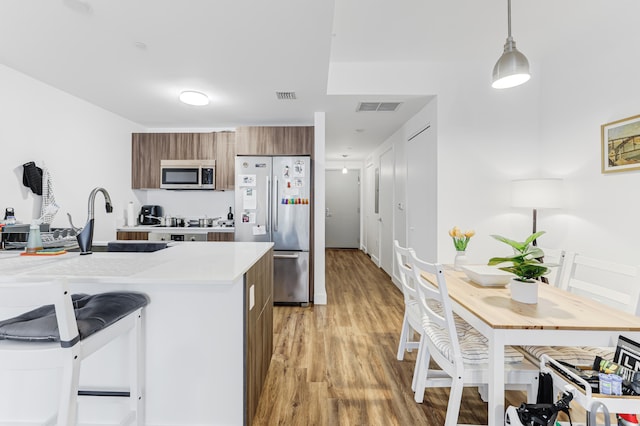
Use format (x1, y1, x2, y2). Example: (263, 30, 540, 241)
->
(454, 251, 469, 271)
(509, 279, 538, 304)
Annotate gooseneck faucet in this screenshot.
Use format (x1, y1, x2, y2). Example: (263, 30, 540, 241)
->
(68, 187, 113, 255)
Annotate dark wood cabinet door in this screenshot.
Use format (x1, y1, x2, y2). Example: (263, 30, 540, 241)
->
(206, 232, 234, 241)
(116, 231, 149, 240)
(236, 126, 313, 156)
(132, 133, 171, 189)
(245, 249, 273, 425)
(215, 132, 236, 190)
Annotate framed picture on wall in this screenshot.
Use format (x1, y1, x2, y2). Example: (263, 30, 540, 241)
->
(601, 114, 640, 174)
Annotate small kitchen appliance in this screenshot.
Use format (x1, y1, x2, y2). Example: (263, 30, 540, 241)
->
(138, 205, 164, 225)
(160, 159, 215, 190)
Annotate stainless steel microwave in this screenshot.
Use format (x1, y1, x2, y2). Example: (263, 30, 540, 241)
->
(160, 159, 216, 189)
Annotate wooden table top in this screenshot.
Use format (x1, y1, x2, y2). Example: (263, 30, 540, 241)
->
(423, 268, 640, 331)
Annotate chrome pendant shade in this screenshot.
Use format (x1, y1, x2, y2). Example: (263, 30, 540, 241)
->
(492, 0, 530, 89)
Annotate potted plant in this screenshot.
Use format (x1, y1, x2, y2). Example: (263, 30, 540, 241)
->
(449, 226, 475, 271)
(487, 231, 550, 304)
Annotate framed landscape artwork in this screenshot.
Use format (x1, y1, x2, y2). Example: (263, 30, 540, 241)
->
(601, 114, 640, 174)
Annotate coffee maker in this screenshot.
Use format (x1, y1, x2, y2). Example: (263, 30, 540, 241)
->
(138, 205, 163, 225)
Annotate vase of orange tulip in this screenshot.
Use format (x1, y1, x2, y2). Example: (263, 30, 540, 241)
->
(449, 226, 475, 271)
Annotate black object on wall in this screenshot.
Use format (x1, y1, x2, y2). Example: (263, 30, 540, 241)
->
(22, 161, 43, 195)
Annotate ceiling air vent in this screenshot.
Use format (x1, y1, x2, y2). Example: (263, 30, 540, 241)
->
(276, 91, 297, 100)
(356, 101, 403, 112)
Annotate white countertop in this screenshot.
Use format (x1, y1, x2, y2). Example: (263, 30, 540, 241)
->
(118, 225, 234, 234)
(0, 241, 271, 284)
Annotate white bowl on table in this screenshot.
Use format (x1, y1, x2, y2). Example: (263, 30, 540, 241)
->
(460, 265, 513, 287)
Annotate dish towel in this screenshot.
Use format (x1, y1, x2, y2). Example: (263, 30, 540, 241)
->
(40, 163, 59, 224)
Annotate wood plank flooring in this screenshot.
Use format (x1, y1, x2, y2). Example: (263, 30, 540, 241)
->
(253, 248, 535, 425)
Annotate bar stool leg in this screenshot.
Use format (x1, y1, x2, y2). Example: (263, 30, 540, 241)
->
(129, 310, 145, 425)
(58, 349, 81, 426)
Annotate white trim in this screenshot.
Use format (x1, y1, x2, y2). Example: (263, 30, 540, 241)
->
(313, 112, 327, 305)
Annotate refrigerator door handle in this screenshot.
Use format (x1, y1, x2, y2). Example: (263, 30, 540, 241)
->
(273, 176, 279, 232)
(266, 175, 271, 232)
(274, 253, 300, 259)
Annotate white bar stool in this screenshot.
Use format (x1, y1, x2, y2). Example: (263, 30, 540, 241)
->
(0, 278, 149, 425)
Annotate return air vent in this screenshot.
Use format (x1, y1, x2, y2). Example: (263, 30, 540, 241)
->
(276, 91, 297, 100)
(356, 102, 402, 112)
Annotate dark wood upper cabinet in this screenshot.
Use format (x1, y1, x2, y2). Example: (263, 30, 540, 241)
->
(235, 126, 314, 156)
(131, 132, 235, 190)
(215, 131, 236, 191)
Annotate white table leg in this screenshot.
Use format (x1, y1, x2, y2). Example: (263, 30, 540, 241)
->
(488, 330, 505, 426)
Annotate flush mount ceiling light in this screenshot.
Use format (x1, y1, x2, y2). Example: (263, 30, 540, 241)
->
(179, 91, 209, 106)
(492, 0, 530, 89)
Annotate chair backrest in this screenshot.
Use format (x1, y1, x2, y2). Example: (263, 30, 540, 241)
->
(394, 240, 417, 305)
(409, 252, 462, 371)
(536, 246, 567, 287)
(0, 278, 79, 345)
(559, 253, 640, 316)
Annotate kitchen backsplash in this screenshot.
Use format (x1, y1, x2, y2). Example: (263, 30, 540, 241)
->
(132, 189, 235, 222)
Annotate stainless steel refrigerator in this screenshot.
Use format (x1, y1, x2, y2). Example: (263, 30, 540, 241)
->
(235, 156, 311, 304)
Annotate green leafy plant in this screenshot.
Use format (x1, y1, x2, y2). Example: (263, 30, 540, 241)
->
(487, 231, 550, 282)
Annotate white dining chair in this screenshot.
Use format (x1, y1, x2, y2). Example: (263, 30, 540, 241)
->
(521, 254, 640, 366)
(394, 240, 421, 361)
(559, 253, 640, 315)
(408, 252, 539, 424)
(0, 277, 149, 425)
(535, 246, 567, 287)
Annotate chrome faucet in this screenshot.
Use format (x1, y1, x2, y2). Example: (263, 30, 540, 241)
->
(68, 187, 113, 255)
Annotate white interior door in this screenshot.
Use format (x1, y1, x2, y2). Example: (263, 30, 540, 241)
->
(379, 148, 394, 275)
(407, 125, 437, 262)
(325, 169, 360, 248)
(364, 163, 377, 260)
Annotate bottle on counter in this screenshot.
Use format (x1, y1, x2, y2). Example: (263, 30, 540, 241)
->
(26, 221, 44, 253)
(4, 207, 16, 225)
(227, 207, 233, 220)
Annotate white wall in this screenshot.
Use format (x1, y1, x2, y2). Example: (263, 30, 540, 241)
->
(350, 8, 640, 270)
(535, 21, 640, 265)
(339, 59, 541, 268)
(0, 65, 144, 240)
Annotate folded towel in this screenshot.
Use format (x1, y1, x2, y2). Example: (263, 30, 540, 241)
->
(40, 163, 59, 223)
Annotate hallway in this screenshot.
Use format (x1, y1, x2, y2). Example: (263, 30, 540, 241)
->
(253, 249, 529, 425)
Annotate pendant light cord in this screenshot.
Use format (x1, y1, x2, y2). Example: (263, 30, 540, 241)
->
(507, 0, 512, 39)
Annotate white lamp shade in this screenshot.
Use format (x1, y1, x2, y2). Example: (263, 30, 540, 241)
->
(492, 47, 530, 89)
(511, 178, 563, 209)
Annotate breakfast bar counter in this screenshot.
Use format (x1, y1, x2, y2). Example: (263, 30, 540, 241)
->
(0, 241, 274, 426)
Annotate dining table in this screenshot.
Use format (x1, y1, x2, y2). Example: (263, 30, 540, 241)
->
(422, 267, 640, 426)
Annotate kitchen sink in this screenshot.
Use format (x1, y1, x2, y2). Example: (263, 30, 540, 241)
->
(68, 241, 169, 253)
(106, 241, 169, 252)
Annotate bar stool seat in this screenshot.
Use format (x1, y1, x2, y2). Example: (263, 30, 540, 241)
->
(0, 278, 149, 425)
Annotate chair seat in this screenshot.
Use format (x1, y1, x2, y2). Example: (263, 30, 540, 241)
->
(423, 316, 524, 364)
(520, 345, 614, 366)
(0, 292, 149, 343)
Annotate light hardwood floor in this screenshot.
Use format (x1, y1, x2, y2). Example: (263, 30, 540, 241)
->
(253, 248, 535, 425)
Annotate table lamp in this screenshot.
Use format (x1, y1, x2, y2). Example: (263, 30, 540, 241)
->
(511, 178, 563, 245)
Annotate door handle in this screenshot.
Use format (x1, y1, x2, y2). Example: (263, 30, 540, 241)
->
(274, 176, 279, 232)
(274, 254, 300, 259)
(265, 175, 270, 232)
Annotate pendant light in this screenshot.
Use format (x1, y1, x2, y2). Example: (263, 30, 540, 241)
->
(342, 154, 348, 174)
(492, 0, 530, 89)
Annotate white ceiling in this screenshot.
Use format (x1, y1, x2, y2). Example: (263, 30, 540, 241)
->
(0, 0, 636, 161)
